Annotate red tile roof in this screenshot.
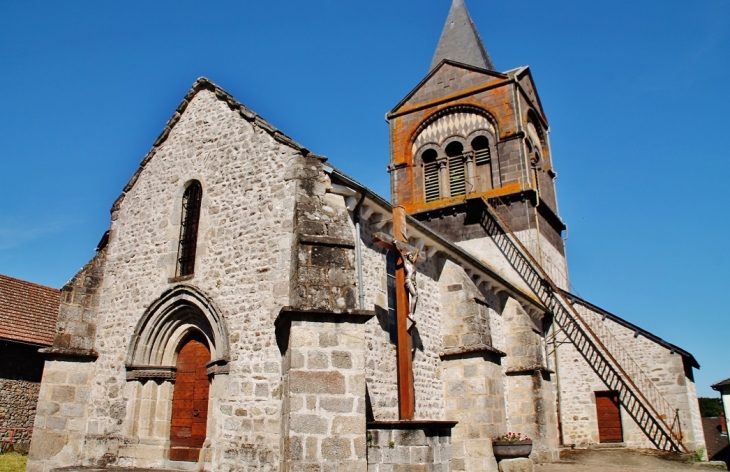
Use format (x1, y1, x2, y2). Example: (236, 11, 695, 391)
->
(0, 274, 60, 346)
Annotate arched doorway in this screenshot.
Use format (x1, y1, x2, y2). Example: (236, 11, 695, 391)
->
(169, 332, 210, 461)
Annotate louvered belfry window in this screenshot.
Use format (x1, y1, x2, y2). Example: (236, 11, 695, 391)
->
(422, 149, 440, 203)
(448, 157, 466, 196)
(473, 135, 491, 166)
(446, 142, 465, 197)
(177, 181, 202, 277)
(474, 147, 490, 165)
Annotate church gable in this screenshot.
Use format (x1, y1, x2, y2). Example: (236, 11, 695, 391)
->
(42, 81, 313, 469)
(112, 78, 310, 214)
(390, 62, 506, 116)
(513, 67, 547, 124)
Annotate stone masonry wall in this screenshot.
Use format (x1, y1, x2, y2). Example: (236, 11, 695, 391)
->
(439, 260, 494, 354)
(356, 215, 445, 421)
(555, 300, 705, 452)
(281, 316, 369, 471)
(290, 159, 358, 312)
(438, 260, 506, 471)
(442, 358, 504, 472)
(27, 247, 106, 471)
(501, 297, 559, 462)
(52, 249, 106, 354)
(366, 426, 452, 472)
(28, 85, 302, 471)
(0, 379, 39, 448)
(27, 358, 95, 472)
(359, 218, 398, 421)
(1, 340, 45, 449)
(99, 87, 297, 470)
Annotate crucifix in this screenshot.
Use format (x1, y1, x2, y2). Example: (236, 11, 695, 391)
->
(372, 206, 425, 420)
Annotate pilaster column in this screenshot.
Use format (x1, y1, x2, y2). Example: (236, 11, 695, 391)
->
(463, 151, 475, 195)
(437, 158, 449, 199)
(277, 308, 374, 472)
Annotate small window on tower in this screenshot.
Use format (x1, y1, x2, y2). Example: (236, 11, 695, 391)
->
(422, 149, 440, 203)
(446, 142, 465, 197)
(176, 181, 203, 277)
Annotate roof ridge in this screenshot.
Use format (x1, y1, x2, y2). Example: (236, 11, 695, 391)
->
(111, 77, 326, 214)
(0, 274, 60, 292)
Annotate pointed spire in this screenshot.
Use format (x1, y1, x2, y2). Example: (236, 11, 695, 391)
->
(430, 0, 495, 71)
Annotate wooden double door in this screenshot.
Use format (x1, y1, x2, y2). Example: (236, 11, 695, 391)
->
(169, 333, 210, 461)
(595, 391, 623, 443)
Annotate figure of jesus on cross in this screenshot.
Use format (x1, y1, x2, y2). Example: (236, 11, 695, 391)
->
(373, 206, 425, 420)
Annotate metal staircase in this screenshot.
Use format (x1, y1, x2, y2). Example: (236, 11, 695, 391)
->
(479, 198, 686, 452)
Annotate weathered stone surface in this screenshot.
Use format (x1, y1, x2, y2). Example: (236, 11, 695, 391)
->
(366, 425, 453, 470)
(321, 436, 352, 460)
(498, 457, 534, 472)
(289, 371, 346, 395)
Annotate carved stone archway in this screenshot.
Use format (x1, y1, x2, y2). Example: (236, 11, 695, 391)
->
(126, 284, 230, 380)
(120, 285, 230, 465)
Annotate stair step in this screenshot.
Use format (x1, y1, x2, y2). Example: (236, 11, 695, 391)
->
(480, 204, 683, 453)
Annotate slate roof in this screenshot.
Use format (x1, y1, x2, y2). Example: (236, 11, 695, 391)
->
(0, 274, 60, 346)
(430, 0, 495, 72)
(563, 291, 700, 369)
(712, 377, 730, 391)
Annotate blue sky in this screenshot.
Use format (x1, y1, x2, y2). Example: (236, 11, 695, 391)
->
(1, 1, 728, 397)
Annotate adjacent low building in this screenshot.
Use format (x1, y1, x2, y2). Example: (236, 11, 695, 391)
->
(0, 274, 60, 452)
(712, 378, 730, 445)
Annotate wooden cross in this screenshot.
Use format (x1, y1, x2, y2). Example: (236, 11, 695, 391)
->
(372, 206, 425, 420)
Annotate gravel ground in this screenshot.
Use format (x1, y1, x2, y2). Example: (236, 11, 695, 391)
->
(535, 449, 728, 472)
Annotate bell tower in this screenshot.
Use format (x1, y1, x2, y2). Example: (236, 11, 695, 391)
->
(387, 0, 568, 288)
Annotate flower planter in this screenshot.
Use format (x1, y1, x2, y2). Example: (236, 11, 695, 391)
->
(492, 440, 532, 461)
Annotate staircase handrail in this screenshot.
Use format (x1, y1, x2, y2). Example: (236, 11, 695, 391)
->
(481, 198, 685, 452)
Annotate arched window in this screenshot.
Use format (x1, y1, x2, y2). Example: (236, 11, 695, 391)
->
(422, 149, 440, 203)
(413, 108, 501, 203)
(471, 135, 493, 192)
(445, 142, 465, 197)
(472, 135, 491, 165)
(177, 181, 202, 277)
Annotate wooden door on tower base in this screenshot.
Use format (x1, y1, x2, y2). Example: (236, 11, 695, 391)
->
(595, 391, 623, 443)
(169, 333, 210, 461)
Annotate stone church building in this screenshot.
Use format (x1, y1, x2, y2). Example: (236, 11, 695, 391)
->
(27, 1, 705, 470)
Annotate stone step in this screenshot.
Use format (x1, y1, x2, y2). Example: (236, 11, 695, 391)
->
(53, 468, 185, 472)
(587, 442, 627, 450)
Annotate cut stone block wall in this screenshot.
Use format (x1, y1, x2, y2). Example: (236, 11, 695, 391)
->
(442, 357, 504, 471)
(501, 298, 559, 462)
(52, 249, 106, 353)
(439, 260, 497, 354)
(291, 158, 358, 312)
(554, 299, 705, 452)
(279, 312, 371, 471)
(366, 423, 454, 472)
(438, 258, 507, 471)
(26, 357, 96, 472)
